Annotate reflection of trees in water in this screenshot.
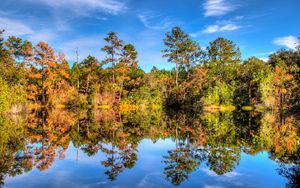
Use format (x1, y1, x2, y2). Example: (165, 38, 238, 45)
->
(274, 140, 300, 188)
(163, 141, 206, 186)
(201, 112, 241, 175)
(0, 115, 29, 187)
(259, 111, 299, 158)
(0, 108, 299, 186)
(278, 164, 300, 188)
(101, 143, 137, 180)
(74, 109, 140, 181)
(207, 146, 240, 175)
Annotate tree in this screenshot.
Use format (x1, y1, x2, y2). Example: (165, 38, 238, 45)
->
(182, 39, 203, 78)
(0, 32, 31, 86)
(162, 27, 189, 85)
(5, 35, 33, 65)
(238, 57, 268, 106)
(80, 55, 99, 95)
(206, 37, 241, 81)
(203, 38, 241, 106)
(28, 42, 57, 104)
(163, 141, 201, 186)
(268, 50, 299, 109)
(101, 32, 123, 83)
(120, 44, 138, 67)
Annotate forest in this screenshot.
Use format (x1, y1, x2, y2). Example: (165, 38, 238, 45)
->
(0, 27, 299, 114)
(0, 26, 300, 187)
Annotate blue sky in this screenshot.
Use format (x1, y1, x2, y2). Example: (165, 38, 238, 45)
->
(0, 0, 299, 71)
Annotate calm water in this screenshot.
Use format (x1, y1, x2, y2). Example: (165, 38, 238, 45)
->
(0, 109, 299, 188)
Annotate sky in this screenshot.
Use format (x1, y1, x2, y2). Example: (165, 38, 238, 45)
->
(0, 0, 299, 72)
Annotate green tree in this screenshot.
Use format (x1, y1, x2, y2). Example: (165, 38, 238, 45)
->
(80, 55, 100, 94)
(121, 44, 138, 66)
(101, 32, 124, 83)
(162, 27, 189, 85)
(203, 38, 241, 106)
(238, 57, 268, 106)
(182, 39, 202, 78)
(206, 37, 240, 81)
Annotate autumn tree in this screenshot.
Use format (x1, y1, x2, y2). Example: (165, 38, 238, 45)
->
(27, 42, 57, 105)
(268, 50, 299, 109)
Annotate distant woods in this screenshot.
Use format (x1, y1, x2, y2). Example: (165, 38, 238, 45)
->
(0, 28, 300, 113)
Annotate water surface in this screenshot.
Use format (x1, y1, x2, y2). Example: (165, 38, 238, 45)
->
(1, 109, 299, 188)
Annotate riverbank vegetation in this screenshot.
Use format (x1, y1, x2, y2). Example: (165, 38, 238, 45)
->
(0, 28, 299, 114)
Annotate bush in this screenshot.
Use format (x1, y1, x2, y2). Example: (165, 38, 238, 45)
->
(0, 76, 10, 113)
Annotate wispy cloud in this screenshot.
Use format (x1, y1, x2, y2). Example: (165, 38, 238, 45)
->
(191, 16, 243, 37)
(204, 185, 225, 188)
(204, 0, 236, 17)
(203, 23, 240, 33)
(202, 168, 241, 178)
(0, 17, 34, 36)
(138, 172, 165, 187)
(30, 0, 127, 15)
(273, 35, 300, 50)
(191, 23, 240, 37)
(138, 13, 173, 30)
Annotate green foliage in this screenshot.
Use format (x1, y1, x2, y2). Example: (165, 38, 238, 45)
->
(162, 27, 202, 84)
(0, 76, 10, 113)
(203, 80, 234, 106)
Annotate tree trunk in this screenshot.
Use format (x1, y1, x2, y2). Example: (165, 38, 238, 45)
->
(112, 53, 115, 83)
(41, 62, 45, 105)
(249, 81, 251, 105)
(86, 74, 90, 95)
(175, 63, 178, 86)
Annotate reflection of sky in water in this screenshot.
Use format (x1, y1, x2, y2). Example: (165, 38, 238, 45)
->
(5, 139, 286, 188)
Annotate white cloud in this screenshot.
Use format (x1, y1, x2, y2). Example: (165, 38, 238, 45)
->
(202, 168, 241, 178)
(258, 57, 269, 62)
(0, 17, 34, 36)
(191, 23, 240, 37)
(204, 0, 236, 17)
(273, 35, 300, 50)
(203, 24, 240, 33)
(138, 13, 173, 30)
(31, 0, 127, 15)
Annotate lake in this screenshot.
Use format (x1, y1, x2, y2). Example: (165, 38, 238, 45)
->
(0, 108, 299, 188)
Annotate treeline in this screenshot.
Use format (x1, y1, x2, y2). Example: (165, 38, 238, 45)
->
(0, 28, 299, 113)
